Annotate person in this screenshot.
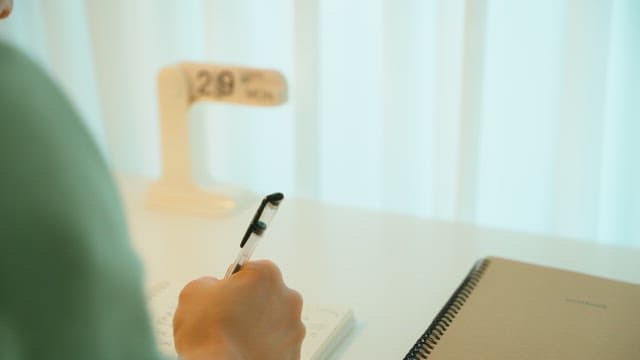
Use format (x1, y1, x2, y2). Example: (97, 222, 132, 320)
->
(0, 1, 305, 359)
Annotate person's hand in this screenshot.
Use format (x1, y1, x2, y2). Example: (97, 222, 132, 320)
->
(173, 260, 305, 360)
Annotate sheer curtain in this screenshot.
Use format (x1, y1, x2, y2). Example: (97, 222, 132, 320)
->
(1, 0, 638, 246)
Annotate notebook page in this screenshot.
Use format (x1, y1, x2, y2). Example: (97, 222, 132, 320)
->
(301, 304, 354, 360)
(147, 281, 354, 360)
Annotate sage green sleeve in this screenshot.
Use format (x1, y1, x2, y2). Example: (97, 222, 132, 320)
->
(0, 42, 163, 359)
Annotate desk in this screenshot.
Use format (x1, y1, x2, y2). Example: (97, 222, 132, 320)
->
(118, 176, 640, 359)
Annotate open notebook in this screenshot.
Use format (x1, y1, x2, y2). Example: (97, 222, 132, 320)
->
(147, 281, 354, 360)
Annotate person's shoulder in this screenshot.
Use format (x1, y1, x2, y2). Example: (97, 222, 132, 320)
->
(0, 41, 68, 120)
(0, 40, 25, 59)
(0, 40, 114, 232)
(0, 40, 41, 75)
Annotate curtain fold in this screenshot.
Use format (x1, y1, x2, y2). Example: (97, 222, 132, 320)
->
(0, 0, 637, 246)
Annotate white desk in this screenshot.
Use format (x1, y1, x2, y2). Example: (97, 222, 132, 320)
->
(118, 177, 640, 359)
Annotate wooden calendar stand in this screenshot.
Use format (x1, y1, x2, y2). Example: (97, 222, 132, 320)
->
(146, 63, 287, 217)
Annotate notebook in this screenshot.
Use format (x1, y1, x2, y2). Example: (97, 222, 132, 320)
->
(147, 281, 354, 360)
(405, 256, 640, 359)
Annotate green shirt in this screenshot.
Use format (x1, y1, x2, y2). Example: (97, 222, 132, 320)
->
(0, 42, 161, 359)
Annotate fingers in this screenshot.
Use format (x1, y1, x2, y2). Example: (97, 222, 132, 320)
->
(286, 288, 304, 319)
(174, 261, 306, 360)
(237, 259, 284, 284)
(287, 288, 306, 344)
(179, 276, 219, 302)
(184, 276, 219, 289)
(287, 288, 306, 360)
(232, 261, 304, 320)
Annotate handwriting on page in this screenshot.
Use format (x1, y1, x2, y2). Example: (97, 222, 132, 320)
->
(147, 281, 179, 354)
(300, 305, 354, 360)
(182, 64, 287, 106)
(303, 307, 342, 341)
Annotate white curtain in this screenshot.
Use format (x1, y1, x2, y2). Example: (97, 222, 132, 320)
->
(1, 0, 638, 246)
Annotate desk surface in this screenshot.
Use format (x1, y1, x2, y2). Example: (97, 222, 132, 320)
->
(118, 177, 640, 359)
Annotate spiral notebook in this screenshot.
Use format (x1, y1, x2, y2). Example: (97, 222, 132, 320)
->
(147, 281, 354, 360)
(405, 257, 640, 359)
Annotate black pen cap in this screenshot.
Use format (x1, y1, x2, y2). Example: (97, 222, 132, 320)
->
(265, 192, 284, 205)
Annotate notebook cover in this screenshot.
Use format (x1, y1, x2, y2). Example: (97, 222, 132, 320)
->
(406, 257, 640, 359)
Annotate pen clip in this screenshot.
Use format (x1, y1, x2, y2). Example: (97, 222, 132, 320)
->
(239, 193, 283, 248)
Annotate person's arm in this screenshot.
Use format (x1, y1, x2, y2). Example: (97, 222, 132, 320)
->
(0, 41, 162, 360)
(0, 41, 305, 360)
(174, 260, 306, 360)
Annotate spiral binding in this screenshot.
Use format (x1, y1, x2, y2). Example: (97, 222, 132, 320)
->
(404, 258, 490, 360)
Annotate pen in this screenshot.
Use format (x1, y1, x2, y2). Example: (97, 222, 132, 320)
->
(224, 192, 284, 279)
